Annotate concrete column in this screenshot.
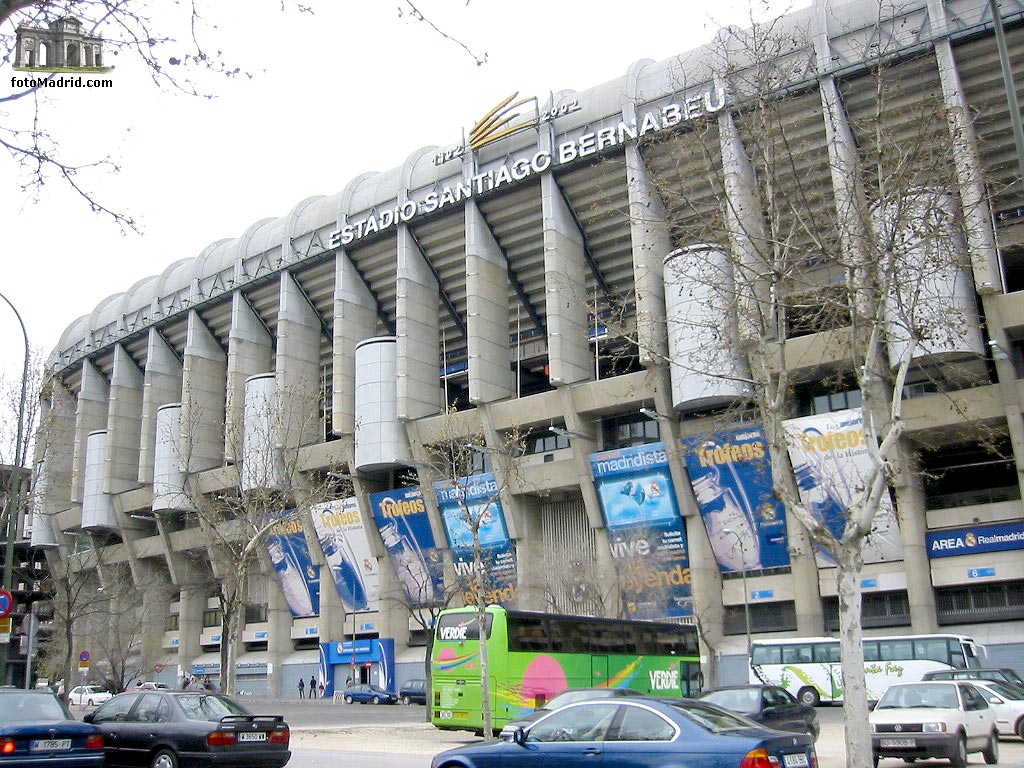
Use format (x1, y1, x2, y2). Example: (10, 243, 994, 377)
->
(105, 345, 144, 494)
(277, 273, 323, 451)
(891, 454, 938, 632)
(466, 201, 515, 403)
(180, 310, 226, 473)
(396, 226, 441, 420)
(623, 61, 670, 364)
(39, 379, 76, 518)
(266, 574, 294, 698)
(541, 173, 591, 385)
(333, 252, 378, 436)
(226, 292, 273, 462)
(177, 586, 207, 675)
(139, 329, 183, 484)
(138, 562, 175, 669)
(71, 360, 109, 504)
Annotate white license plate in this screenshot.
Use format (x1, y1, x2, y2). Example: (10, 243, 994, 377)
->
(783, 753, 809, 768)
(30, 739, 71, 751)
(880, 738, 916, 748)
(238, 732, 267, 742)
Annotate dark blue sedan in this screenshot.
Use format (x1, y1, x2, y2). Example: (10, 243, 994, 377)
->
(430, 697, 817, 768)
(0, 689, 104, 767)
(341, 684, 398, 705)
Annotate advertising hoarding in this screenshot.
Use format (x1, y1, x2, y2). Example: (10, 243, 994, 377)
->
(266, 513, 320, 617)
(368, 486, 445, 606)
(925, 521, 1024, 558)
(310, 498, 380, 613)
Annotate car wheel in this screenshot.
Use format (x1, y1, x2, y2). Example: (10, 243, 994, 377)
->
(1016, 716, 1024, 740)
(402, 695, 411, 705)
(150, 749, 179, 768)
(344, 694, 353, 704)
(982, 730, 999, 765)
(87, 698, 94, 706)
(872, 754, 879, 768)
(797, 687, 820, 707)
(949, 733, 968, 768)
(372, 695, 381, 705)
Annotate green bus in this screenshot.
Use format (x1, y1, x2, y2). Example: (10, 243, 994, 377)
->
(430, 605, 703, 733)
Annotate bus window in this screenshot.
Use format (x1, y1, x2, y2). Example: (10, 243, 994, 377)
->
(436, 612, 491, 641)
(509, 615, 549, 651)
(751, 644, 781, 665)
(863, 641, 879, 662)
(813, 643, 840, 663)
(591, 625, 626, 654)
(914, 638, 949, 664)
(782, 645, 812, 664)
(548, 619, 565, 652)
(878, 640, 913, 662)
(560, 619, 590, 653)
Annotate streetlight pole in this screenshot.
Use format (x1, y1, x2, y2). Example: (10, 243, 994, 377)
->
(0, 292, 30, 686)
(722, 527, 752, 659)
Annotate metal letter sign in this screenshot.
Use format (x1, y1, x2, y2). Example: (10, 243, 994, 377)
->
(0, 589, 13, 618)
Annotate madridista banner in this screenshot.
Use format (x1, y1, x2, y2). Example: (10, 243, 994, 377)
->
(783, 408, 903, 566)
(681, 426, 791, 573)
(368, 486, 445, 607)
(589, 443, 693, 619)
(434, 472, 518, 607)
(310, 498, 380, 613)
(266, 513, 320, 618)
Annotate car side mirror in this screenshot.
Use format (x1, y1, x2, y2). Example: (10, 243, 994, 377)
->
(867, 701, 878, 711)
(82, 713, 95, 723)
(512, 727, 528, 746)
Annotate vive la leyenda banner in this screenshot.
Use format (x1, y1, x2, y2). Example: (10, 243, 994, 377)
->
(368, 486, 445, 607)
(266, 513, 320, 618)
(783, 408, 903, 566)
(309, 498, 380, 614)
(588, 443, 693, 619)
(680, 426, 791, 573)
(434, 472, 519, 607)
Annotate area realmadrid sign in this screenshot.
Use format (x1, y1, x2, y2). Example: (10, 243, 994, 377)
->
(328, 86, 726, 248)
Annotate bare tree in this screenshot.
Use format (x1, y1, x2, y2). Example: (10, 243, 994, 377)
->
(591, 7, 998, 765)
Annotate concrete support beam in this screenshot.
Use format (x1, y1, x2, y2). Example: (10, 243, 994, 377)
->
(333, 252, 378, 436)
(277, 273, 323, 451)
(180, 310, 227, 473)
(71, 360, 109, 504)
(105, 345, 144, 494)
(396, 226, 441, 420)
(225, 292, 273, 462)
(139, 329, 183, 484)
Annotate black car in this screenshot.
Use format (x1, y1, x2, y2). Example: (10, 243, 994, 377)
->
(698, 684, 820, 740)
(399, 678, 427, 705)
(0, 689, 105, 767)
(84, 690, 290, 768)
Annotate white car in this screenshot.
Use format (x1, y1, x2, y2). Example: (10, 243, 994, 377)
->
(68, 684, 112, 706)
(870, 681, 999, 768)
(970, 679, 1024, 739)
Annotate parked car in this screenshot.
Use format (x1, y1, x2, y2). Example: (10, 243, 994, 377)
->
(68, 685, 113, 707)
(133, 681, 171, 691)
(922, 667, 1024, 695)
(499, 687, 646, 738)
(342, 683, 397, 705)
(84, 690, 290, 768)
(870, 681, 999, 767)
(968, 679, 1024, 739)
(432, 697, 816, 768)
(399, 679, 427, 705)
(698, 684, 820, 740)
(0, 688, 105, 766)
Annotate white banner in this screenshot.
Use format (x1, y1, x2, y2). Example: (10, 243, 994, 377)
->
(310, 498, 380, 613)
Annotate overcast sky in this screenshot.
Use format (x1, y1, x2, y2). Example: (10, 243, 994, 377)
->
(0, 0, 810, 386)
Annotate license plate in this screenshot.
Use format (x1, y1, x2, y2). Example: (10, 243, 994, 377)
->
(238, 732, 267, 742)
(783, 753, 809, 768)
(30, 739, 71, 751)
(880, 738, 916, 748)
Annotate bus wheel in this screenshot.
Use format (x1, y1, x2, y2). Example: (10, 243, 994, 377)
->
(797, 688, 820, 707)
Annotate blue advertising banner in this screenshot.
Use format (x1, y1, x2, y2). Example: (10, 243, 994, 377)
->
(926, 522, 1024, 559)
(783, 409, 902, 566)
(589, 443, 692, 619)
(681, 427, 790, 573)
(266, 513, 320, 618)
(310, 498, 380, 613)
(434, 473, 518, 607)
(368, 486, 445, 607)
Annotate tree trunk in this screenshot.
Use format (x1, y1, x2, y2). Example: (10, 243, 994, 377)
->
(837, 545, 871, 768)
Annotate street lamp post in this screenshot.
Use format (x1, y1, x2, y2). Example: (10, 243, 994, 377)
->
(0, 292, 30, 686)
(722, 527, 752, 659)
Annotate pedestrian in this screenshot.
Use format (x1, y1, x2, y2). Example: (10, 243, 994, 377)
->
(310, 676, 316, 697)
(346, 676, 352, 688)
(319, 682, 325, 699)
(297, 677, 305, 699)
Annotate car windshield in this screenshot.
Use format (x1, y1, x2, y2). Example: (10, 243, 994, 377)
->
(669, 701, 758, 732)
(876, 685, 958, 709)
(1004, 670, 1024, 687)
(983, 681, 1024, 700)
(701, 688, 760, 712)
(4, 693, 69, 723)
(177, 694, 250, 721)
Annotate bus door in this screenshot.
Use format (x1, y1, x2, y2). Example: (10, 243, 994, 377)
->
(591, 656, 608, 686)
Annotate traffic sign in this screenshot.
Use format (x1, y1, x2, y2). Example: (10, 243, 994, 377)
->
(154, 663, 164, 674)
(0, 589, 13, 618)
(79, 650, 91, 663)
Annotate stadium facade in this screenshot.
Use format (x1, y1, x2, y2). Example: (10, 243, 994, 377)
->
(27, 0, 1024, 694)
